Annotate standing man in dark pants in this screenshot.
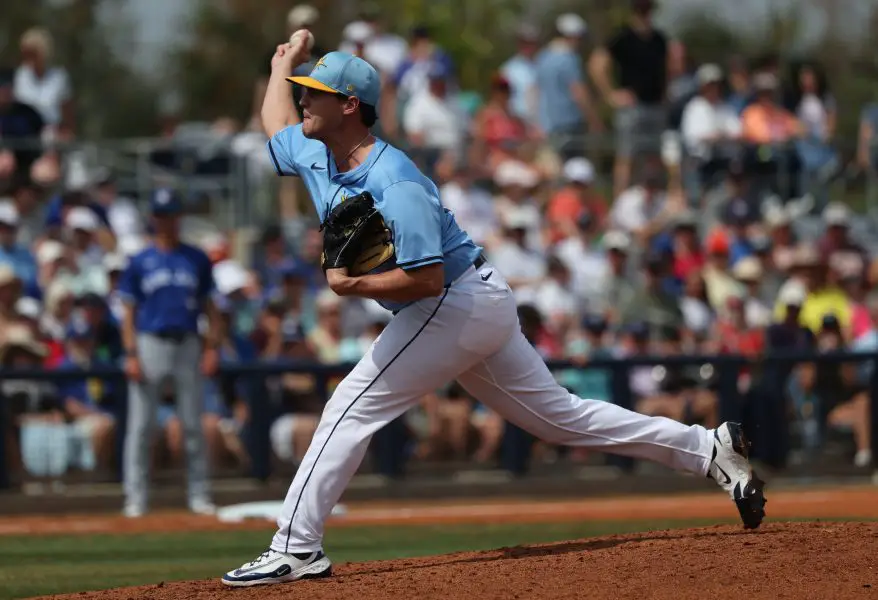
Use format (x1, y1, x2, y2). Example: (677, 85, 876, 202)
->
(118, 189, 220, 517)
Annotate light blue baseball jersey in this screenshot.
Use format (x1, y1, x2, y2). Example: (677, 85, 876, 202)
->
(268, 124, 482, 312)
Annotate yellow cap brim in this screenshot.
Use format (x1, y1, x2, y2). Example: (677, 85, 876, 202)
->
(286, 76, 339, 94)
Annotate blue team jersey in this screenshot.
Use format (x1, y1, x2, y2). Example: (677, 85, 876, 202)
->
(117, 243, 215, 334)
(267, 124, 481, 312)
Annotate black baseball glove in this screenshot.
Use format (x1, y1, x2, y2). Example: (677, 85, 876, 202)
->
(320, 191, 395, 275)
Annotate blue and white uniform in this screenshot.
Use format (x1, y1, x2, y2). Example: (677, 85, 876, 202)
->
(231, 52, 718, 579)
(117, 189, 215, 513)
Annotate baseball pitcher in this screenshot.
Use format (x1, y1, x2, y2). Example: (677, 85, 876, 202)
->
(222, 39, 767, 588)
(118, 189, 220, 517)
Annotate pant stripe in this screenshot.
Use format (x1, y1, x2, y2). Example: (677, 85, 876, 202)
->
(283, 288, 449, 552)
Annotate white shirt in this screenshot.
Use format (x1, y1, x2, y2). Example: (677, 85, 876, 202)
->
(402, 90, 463, 151)
(493, 196, 544, 252)
(680, 296, 714, 333)
(439, 181, 498, 246)
(610, 186, 667, 234)
(531, 278, 578, 321)
(680, 96, 741, 159)
(744, 297, 772, 329)
(488, 241, 545, 293)
(13, 64, 71, 126)
(364, 34, 409, 78)
(106, 197, 145, 238)
(555, 237, 609, 310)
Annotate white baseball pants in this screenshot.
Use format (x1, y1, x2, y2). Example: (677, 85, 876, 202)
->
(272, 263, 713, 553)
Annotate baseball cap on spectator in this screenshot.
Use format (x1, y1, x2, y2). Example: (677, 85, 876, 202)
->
(732, 256, 763, 282)
(281, 318, 307, 344)
(821, 313, 841, 332)
(582, 314, 608, 334)
(66, 206, 100, 232)
(77, 292, 106, 309)
(672, 210, 698, 230)
(0, 264, 18, 287)
(696, 63, 723, 86)
(494, 160, 540, 189)
(15, 296, 41, 321)
(822, 202, 850, 227)
(288, 4, 319, 29)
(502, 206, 532, 231)
(103, 252, 128, 274)
(517, 23, 541, 43)
(343, 21, 374, 45)
(576, 211, 595, 231)
(563, 158, 595, 185)
(763, 204, 792, 229)
(214, 260, 250, 297)
(288, 51, 382, 108)
(556, 13, 587, 38)
(753, 72, 779, 93)
(426, 60, 452, 82)
(278, 259, 310, 280)
(118, 235, 147, 257)
(624, 321, 650, 342)
(603, 230, 631, 253)
(0, 201, 20, 228)
(792, 243, 821, 268)
(705, 229, 730, 255)
(36, 240, 65, 266)
(66, 315, 95, 340)
(316, 288, 342, 311)
(150, 188, 184, 216)
(724, 196, 760, 227)
(778, 280, 807, 307)
(410, 25, 431, 40)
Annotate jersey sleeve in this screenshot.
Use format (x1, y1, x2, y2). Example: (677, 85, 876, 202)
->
(117, 255, 142, 304)
(266, 124, 308, 177)
(381, 181, 444, 270)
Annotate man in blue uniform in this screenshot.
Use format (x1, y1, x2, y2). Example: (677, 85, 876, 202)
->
(118, 189, 219, 517)
(222, 39, 766, 588)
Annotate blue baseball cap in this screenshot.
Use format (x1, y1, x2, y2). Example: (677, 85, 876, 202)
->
(66, 315, 95, 340)
(281, 319, 306, 344)
(288, 51, 381, 107)
(150, 188, 183, 216)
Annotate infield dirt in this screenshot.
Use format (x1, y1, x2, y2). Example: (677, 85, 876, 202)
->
(34, 521, 878, 600)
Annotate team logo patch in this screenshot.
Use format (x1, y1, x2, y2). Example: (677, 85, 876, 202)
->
(313, 56, 328, 71)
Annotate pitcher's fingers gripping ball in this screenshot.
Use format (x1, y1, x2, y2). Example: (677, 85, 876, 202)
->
(290, 29, 315, 53)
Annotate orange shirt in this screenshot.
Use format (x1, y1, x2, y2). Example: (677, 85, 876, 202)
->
(741, 104, 800, 144)
(546, 189, 607, 244)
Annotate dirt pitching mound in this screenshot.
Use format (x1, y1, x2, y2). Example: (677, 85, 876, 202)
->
(36, 522, 878, 600)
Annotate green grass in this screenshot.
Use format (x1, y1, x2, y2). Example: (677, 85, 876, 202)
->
(0, 518, 729, 599)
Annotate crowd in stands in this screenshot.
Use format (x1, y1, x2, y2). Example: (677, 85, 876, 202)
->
(2, 1, 878, 493)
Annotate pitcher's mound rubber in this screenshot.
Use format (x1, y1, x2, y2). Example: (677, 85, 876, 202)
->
(35, 522, 878, 600)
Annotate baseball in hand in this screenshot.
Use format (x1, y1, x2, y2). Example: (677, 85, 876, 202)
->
(289, 29, 315, 52)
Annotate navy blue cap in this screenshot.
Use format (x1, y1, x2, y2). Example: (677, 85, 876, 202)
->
(582, 314, 607, 333)
(77, 292, 105, 308)
(821, 313, 840, 330)
(150, 188, 183, 216)
(278, 260, 310, 279)
(66, 315, 95, 340)
(624, 321, 650, 339)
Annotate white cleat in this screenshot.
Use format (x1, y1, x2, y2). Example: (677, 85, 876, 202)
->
(707, 422, 767, 529)
(189, 498, 217, 516)
(122, 503, 146, 519)
(222, 549, 332, 587)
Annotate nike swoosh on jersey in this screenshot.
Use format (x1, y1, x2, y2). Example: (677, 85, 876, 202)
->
(480, 271, 493, 281)
(311, 162, 325, 170)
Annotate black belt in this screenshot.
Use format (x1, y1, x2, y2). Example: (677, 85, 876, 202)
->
(152, 330, 190, 343)
(473, 253, 487, 269)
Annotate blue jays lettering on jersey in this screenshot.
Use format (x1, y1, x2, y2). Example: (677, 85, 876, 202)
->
(267, 124, 481, 312)
(117, 244, 215, 333)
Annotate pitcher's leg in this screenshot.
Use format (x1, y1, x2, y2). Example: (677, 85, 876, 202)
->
(456, 330, 713, 475)
(173, 336, 210, 504)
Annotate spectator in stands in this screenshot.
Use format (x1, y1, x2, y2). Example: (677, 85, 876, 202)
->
(0, 70, 44, 184)
(438, 159, 498, 248)
(620, 253, 683, 335)
(666, 40, 698, 132)
(89, 169, 144, 240)
(103, 252, 129, 324)
(13, 28, 74, 140)
(492, 160, 543, 251)
(8, 178, 42, 247)
(383, 25, 455, 140)
(358, 6, 409, 80)
(339, 20, 374, 59)
(402, 62, 464, 178)
(546, 158, 607, 245)
(487, 213, 545, 294)
(819, 202, 868, 285)
(252, 225, 292, 293)
(791, 63, 838, 191)
(15, 296, 42, 338)
(722, 194, 761, 266)
(702, 229, 745, 314)
(308, 290, 344, 364)
(725, 56, 752, 115)
(555, 212, 609, 311)
(560, 314, 613, 405)
(764, 204, 798, 273)
(598, 230, 635, 323)
(0, 265, 22, 343)
(500, 24, 541, 125)
(668, 211, 704, 283)
(526, 255, 578, 337)
(77, 292, 123, 363)
(64, 207, 108, 295)
(679, 271, 713, 337)
(58, 315, 117, 472)
(1, 325, 64, 487)
(732, 256, 772, 329)
(268, 319, 322, 467)
(214, 259, 259, 339)
(471, 74, 530, 174)
(589, 0, 668, 196)
(680, 64, 742, 186)
(776, 244, 851, 334)
(534, 13, 602, 161)
(40, 280, 75, 361)
(856, 102, 878, 173)
(0, 200, 37, 291)
(609, 165, 671, 244)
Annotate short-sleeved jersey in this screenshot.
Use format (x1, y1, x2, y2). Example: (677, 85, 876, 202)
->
(117, 243, 215, 334)
(267, 125, 481, 312)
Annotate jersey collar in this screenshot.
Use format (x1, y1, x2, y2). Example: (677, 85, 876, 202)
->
(329, 138, 387, 185)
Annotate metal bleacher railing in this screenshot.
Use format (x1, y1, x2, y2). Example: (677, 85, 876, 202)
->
(1, 351, 877, 490)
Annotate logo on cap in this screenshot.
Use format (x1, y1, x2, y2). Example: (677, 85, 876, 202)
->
(346, 83, 355, 92)
(313, 56, 328, 70)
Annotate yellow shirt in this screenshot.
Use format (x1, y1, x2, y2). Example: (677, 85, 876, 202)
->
(773, 287, 852, 333)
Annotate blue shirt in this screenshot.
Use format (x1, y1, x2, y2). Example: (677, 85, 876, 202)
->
(534, 44, 584, 133)
(0, 244, 37, 288)
(118, 243, 215, 334)
(57, 357, 115, 414)
(267, 125, 481, 312)
(500, 54, 538, 122)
